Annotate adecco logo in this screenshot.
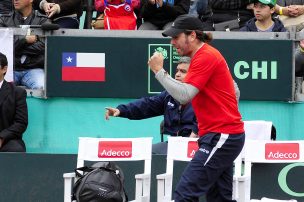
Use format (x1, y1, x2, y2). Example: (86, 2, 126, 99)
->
(187, 141, 199, 158)
(98, 141, 132, 158)
(265, 143, 300, 160)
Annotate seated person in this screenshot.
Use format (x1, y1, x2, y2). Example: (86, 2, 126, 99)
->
(275, 0, 304, 17)
(296, 39, 304, 74)
(0, 0, 12, 14)
(105, 57, 198, 154)
(92, 0, 139, 30)
(198, 0, 254, 31)
(0, 0, 50, 89)
(274, 0, 304, 31)
(0, 52, 28, 152)
(188, 0, 207, 17)
(240, 0, 287, 32)
(138, 0, 190, 30)
(34, 0, 83, 29)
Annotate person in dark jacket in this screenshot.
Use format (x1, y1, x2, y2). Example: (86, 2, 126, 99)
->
(139, 0, 190, 30)
(33, 0, 83, 29)
(0, 52, 28, 152)
(0, 0, 13, 14)
(198, 0, 254, 31)
(241, 0, 287, 32)
(0, 0, 50, 89)
(105, 57, 198, 154)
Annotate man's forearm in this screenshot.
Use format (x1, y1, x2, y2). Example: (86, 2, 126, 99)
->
(155, 69, 199, 104)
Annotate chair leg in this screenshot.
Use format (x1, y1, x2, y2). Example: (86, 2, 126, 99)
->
(64, 178, 73, 202)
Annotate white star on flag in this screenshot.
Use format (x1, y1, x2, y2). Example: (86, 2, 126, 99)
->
(66, 56, 73, 63)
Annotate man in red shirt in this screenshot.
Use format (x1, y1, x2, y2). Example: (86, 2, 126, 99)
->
(148, 14, 245, 202)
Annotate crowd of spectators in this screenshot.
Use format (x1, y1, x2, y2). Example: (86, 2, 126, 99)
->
(0, 0, 50, 89)
(0, 0, 303, 94)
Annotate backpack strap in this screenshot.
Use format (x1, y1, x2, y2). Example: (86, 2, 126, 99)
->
(74, 166, 94, 177)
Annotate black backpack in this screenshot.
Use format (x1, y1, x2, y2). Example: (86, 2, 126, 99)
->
(72, 162, 128, 202)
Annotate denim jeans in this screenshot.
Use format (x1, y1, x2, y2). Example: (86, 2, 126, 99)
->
(53, 17, 80, 29)
(14, 69, 44, 89)
(138, 21, 173, 30)
(189, 0, 208, 17)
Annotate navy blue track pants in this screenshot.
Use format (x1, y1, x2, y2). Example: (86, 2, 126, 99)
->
(174, 132, 245, 202)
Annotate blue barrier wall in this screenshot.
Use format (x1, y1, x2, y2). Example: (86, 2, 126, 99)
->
(24, 97, 304, 154)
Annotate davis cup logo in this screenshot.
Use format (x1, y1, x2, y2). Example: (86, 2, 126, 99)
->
(265, 143, 300, 160)
(98, 141, 132, 158)
(187, 141, 199, 158)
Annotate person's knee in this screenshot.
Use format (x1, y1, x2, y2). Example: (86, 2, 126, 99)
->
(138, 22, 158, 30)
(0, 140, 26, 152)
(23, 69, 45, 89)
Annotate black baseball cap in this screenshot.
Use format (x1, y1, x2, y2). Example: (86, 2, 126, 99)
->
(162, 14, 205, 37)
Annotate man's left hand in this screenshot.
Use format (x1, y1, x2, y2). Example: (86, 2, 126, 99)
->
(189, 132, 198, 138)
(148, 52, 164, 74)
(47, 4, 60, 18)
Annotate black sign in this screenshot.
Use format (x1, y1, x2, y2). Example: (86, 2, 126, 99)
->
(251, 163, 304, 200)
(46, 36, 293, 101)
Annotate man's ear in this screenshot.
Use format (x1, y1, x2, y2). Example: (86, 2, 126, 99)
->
(270, 7, 275, 14)
(190, 31, 197, 42)
(2, 65, 8, 74)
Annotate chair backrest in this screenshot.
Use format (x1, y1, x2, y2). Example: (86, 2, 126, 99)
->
(244, 140, 304, 201)
(157, 136, 198, 202)
(163, 136, 242, 200)
(166, 136, 198, 171)
(245, 140, 304, 165)
(77, 137, 153, 172)
(244, 120, 273, 141)
(237, 120, 273, 162)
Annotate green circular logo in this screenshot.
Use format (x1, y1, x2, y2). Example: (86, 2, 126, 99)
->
(278, 162, 304, 197)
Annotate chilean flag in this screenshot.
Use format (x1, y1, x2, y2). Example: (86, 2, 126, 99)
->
(62, 52, 105, 82)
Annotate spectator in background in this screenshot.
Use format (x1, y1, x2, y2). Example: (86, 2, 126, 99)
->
(0, 0, 13, 14)
(295, 34, 304, 98)
(274, 0, 304, 31)
(275, 0, 304, 17)
(0, 0, 50, 89)
(240, 0, 287, 32)
(33, 0, 83, 29)
(296, 39, 304, 78)
(0, 52, 28, 152)
(198, 0, 254, 31)
(92, 0, 139, 30)
(105, 57, 198, 154)
(139, 0, 190, 30)
(188, 0, 207, 17)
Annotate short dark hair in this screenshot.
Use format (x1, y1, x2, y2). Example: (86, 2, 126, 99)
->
(0, 52, 8, 68)
(178, 56, 191, 64)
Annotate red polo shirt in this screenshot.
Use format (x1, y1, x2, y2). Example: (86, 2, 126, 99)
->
(184, 44, 244, 136)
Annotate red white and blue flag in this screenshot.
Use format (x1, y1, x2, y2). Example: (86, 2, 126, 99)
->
(62, 52, 105, 82)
